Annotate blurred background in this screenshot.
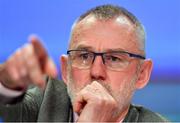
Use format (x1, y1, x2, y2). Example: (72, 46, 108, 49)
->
(0, 0, 179, 121)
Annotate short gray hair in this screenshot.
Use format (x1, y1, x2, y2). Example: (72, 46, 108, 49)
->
(70, 4, 146, 55)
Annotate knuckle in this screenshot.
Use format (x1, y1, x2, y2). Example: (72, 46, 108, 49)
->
(102, 97, 116, 107)
(19, 67, 27, 77)
(11, 71, 20, 82)
(8, 62, 19, 78)
(26, 57, 36, 66)
(110, 100, 117, 107)
(95, 97, 105, 106)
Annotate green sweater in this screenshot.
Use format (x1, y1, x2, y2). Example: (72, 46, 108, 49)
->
(0, 77, 169, 122)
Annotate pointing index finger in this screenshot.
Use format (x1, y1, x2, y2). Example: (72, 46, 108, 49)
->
(29, 35, 58, 78)
(29, 35, 48, 61)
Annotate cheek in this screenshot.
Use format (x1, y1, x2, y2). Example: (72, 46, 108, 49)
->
(71, 67, 91, 88)
(107, 70, 136, 90)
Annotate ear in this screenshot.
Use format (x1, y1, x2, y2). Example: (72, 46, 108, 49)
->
(60, 55, 68, 85)
(135, 59, 153, 89)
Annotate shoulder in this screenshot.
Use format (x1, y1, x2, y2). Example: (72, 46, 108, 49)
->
(44, 77, 69, 99)
(133, 104, 169, 122)
(124, 104, 169, 122)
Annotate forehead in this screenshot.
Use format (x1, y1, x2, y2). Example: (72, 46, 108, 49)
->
(70, 15, 140, 53)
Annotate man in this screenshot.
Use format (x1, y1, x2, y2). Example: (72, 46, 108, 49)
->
(0, 4, 168, 122)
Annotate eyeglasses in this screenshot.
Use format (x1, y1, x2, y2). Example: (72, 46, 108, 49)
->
(67, 50, 145, 71)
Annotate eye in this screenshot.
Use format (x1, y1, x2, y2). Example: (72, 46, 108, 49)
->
(106, 55, 122, 62)
(111, 56, 121, 61)
(78, 52, 91, 60)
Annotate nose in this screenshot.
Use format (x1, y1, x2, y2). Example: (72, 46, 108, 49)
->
(90, 55, 107, 81)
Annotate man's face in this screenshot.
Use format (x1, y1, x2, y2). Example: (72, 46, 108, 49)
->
(66, 16, 142, 111)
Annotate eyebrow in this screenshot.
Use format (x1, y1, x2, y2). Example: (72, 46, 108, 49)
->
(73, 44, 93, 50)
(72, 43, 128, 52)
(106, 48, 127, 52)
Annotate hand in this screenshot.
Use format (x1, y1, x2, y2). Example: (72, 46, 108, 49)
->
(0, 35, 57, 91)
(73, 81, 121, 122)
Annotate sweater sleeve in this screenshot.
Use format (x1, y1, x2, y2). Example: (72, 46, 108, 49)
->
(0, 82, 25, 104)
(0, 85, 44, 122)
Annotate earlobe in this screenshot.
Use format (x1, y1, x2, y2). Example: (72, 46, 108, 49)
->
(135, 59, 153, 89)
(60, 55, 68, 85)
